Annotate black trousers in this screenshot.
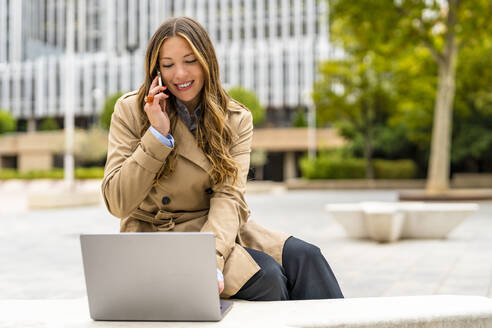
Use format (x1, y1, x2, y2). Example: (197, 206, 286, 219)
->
(232, 236, 344, 301)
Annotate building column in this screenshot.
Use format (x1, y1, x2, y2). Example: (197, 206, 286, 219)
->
(27, 118, 36, 132)
(0, 0, 8, 62)
(10, 0, 22, 62)
(64, 0, 75, 188)
(284, 151, 297, 181)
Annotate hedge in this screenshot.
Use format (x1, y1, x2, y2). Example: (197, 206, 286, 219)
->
(0, 167, 105, 180)
(39, 117, 60, 131)
(0, 109, 16, 134)
(300, 155, 417, 179)
(373, 159, 417, 179)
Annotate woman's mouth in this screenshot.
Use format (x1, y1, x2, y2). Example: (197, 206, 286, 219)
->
(175, 81, 194, 91)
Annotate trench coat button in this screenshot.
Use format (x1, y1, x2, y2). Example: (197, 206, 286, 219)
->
(161, 196, 171, 205)
(205, 188, 213, 195)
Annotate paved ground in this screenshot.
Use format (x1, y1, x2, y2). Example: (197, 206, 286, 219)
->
(1, 181, 491, 300)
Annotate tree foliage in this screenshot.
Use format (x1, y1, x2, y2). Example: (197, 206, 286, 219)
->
(100, 92, 124, 130)
(39, 117, 60, 131)
(313, 50, 400, 178)
(329, 0, 491, 60)
(228, 87, 266, 126)
(0, 109, 16, 134)
(291, 107, 308, 127)
(451, 39, 492, 171)
(321, 0, 492, 179)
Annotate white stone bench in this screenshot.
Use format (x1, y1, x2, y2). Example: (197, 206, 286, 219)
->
(1, 295, 492, 327)
(326, 202, 479, 242)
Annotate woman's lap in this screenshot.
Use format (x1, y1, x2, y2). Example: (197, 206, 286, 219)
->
(232, 237, 344, 301)
(232, 247, 289, 301)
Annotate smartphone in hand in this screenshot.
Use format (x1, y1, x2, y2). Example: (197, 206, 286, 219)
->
(157, 71, 171, 96)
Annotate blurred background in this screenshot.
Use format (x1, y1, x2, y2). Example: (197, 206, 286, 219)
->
(0, 0, 491, 186)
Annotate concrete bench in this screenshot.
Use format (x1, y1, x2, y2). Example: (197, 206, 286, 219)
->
(1, 295, 492, 327)
(326, 202, 479, 242)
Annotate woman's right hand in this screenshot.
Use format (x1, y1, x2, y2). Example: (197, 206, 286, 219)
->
(144, 76, 170, 136)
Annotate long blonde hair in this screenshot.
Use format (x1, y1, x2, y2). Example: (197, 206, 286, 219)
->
(137, 17, 238, 187)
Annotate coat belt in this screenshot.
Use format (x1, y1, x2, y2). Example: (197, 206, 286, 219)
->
(131, 208, 209, 231)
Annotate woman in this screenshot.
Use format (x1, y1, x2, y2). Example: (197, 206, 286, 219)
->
(102, 16, 343, 301)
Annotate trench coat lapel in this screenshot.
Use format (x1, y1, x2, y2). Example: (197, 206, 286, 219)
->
(174, 116, 212, 173)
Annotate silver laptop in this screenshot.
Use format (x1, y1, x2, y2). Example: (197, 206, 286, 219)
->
(80, 232, 233, 321)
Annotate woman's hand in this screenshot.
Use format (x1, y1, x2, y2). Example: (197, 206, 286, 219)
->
(218, 278, 224, 295)
(144, 76, 170, 136)
(217, 269, 224, 295)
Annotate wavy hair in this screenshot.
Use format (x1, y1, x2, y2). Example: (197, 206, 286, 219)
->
(137, 17, 238, 187)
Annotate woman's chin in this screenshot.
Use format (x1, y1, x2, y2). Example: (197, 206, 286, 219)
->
(176, 94, 200, 107)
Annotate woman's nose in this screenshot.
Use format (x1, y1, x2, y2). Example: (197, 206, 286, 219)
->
(174, 64, 187, 80)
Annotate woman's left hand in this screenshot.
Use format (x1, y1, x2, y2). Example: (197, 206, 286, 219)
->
(218, 279, 224, 294)
(217, 269, 224, 294)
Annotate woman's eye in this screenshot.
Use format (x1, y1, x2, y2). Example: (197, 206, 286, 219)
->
(185, 59, 198, 64)
(162, 64, 173, 68)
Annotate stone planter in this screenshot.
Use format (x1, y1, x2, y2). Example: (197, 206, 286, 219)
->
(326, 202, 479, 242)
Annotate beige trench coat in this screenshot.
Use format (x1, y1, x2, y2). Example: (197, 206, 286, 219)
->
(101, 91, 289, 298)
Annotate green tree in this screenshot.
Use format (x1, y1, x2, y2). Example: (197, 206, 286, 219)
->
(313, 55, 396, 178)
(0, 109, 16, 134)
(451, 40, 492, 172)
(328, 0, 492, 193)
(100, 92, 124, 130)
(388, 46, 437, 151)
(392, 40, 492, 173)
(228, 87, 266, 126)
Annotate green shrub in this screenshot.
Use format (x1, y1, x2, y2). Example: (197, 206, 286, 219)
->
(292, 108, 308, 127)
(373, 159, 417, 179)
(0, 167, 104, 180)
(22, 169, 64, 179)
(0, 109, 16, 134)
(228, 87, 265, 126)
(300, 154, 366, 179)
(100, 92, 124, 130)
(75, 167, 104, 179)
(39, 117, 60, 131)
(300, 154, 417, 179)
(0, 169, 65, 180)
(0, 169, 18, 179)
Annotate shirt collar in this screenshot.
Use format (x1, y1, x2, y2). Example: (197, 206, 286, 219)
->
(175, 98, 202, 131)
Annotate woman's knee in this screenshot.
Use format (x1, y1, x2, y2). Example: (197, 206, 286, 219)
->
(252, 264, 288, 301)
(261, 262, 287, 287)
(283, 237, 322, 264)
(238, 248, 289, 301)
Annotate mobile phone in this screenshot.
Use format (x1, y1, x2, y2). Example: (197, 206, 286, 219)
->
(157, 71, 171, 96)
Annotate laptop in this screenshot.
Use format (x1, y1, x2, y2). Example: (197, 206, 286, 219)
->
(80, 232, 233, 321)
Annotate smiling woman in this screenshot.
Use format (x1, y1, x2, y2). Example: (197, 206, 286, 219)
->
(159, 37, 204, 110)
(101, 16, 343, 302)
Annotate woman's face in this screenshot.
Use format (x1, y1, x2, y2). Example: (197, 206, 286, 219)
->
(158, 36, 205, 110)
